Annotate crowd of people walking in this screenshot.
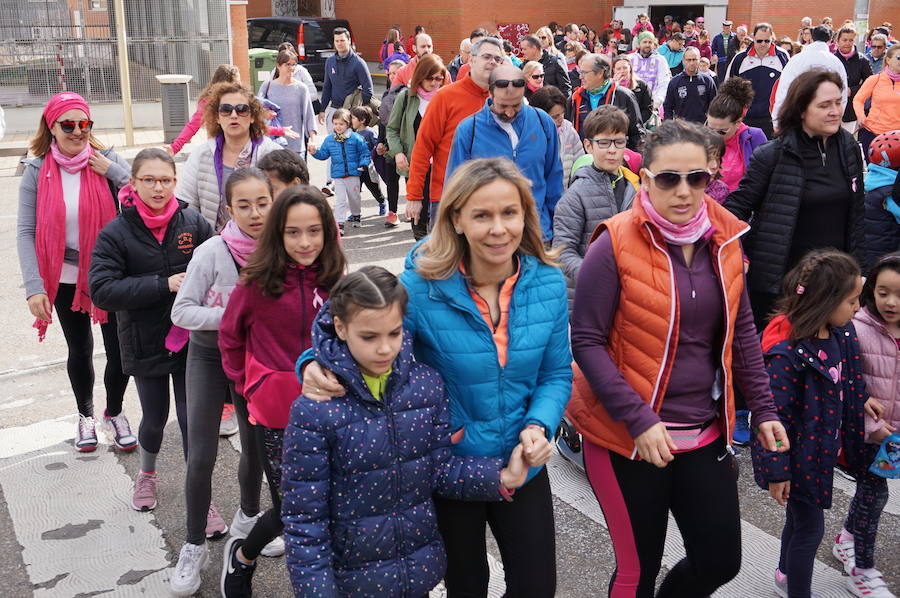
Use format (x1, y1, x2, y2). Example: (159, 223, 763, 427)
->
(15, 13, 900, 598)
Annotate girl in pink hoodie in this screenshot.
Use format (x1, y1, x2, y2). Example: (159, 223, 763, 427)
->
(834, 253, 900, 598)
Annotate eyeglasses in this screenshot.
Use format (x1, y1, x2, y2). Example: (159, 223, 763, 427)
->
(871, 45, 885, 49)
(754, 39, 771, 44)
(56, 119, 94, 133)
(705, 121, 731, 135)
(285, 62, 297, 68)
(136, 176, 176, 188)
(538, 35, 549, 40)
(478, 53, 504, 64)
(531, 73, 544, 80)
(644, 168, 712, 190)
(218, 103, 251, 116)
(587, 137, 628, 148)
(493, 78, 526, 88)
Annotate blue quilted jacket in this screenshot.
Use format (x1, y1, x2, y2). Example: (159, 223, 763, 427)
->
(281, 302, 506, 598)
(310, 131, 371, 179)
(400, 246, 573, 484)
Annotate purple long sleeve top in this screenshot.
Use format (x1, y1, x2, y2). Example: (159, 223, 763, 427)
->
(571, 231, 778, 439)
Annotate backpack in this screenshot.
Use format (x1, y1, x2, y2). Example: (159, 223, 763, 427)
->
(378, 84, 408, 128)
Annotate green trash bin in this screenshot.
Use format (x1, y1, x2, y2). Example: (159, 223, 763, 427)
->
(248, 48, 278, 94)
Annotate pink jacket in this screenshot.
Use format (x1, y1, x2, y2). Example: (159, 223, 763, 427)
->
(853, 307, 900, 443)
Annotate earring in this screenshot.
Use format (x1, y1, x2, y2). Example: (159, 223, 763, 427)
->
(454, 227, 463, 234)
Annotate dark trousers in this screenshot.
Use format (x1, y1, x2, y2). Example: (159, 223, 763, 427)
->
(409, 166, 432, 241)
(360, 168, 385, 203)
(584, 436, 742, 598)
(240, 425, 285, 561)
(133, 371, 187, 458)
(778, 498, 825, 598)
(383, 162, 400, 213)
(745, 114, 774, 139)
(859, 127, 878, 163)
(54, 283, 129, 417)
(845, 443, 890, 569)
(434, 467, 557, 598)
(184, 342, 263, 545)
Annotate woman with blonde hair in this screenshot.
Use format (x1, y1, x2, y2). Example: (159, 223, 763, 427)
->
(302, 157, 572, 598)
(522, 60, 545, 100)
(176, 81, 281, 231)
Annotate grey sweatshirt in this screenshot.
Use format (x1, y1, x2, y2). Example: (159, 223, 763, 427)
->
(16, 149, 131, 298)
(170, 235, 241, 348)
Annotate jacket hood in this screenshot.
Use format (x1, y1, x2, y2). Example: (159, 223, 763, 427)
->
(311, 298, 413, 405)
(854, 305, 889, 333)
(865, 163, 899, 192)
(761, 314, 793, 353)
(571, 163, 615, 186)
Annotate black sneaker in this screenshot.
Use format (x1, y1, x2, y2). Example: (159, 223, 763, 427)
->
(220, 537, 255, 598)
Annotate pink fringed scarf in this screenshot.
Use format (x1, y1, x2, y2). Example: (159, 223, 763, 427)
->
(638, 187, 713, 245)
(34, 141, 116, 340)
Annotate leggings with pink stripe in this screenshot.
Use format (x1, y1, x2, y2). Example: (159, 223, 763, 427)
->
(583, 436, 742, 598)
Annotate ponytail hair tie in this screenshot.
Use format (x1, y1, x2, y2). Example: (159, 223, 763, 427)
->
(796, 284, 805, 295)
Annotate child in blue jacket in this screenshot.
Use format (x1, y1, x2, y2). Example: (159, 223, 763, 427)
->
(752, 249, 875, 598)
(281, 266, 528, 598)
(307, 108, 371, 232)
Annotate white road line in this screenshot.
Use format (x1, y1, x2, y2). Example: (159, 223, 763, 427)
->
(547, 453, 854, 597)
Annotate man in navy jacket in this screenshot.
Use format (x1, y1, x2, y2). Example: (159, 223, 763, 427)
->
(663, 47, 718, 123)
(446, 64, 563, 241)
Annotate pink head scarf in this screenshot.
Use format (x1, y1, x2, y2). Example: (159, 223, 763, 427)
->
(43, 92, 91, 129)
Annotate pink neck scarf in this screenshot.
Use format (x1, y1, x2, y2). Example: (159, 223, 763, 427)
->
(839, 48, 856, 59)
(417, 86, 440, 102)
(134, 193, 178, 243)
(639, 187, 712, 245)
(34, 141, 116, 340)
(220, 219, 258, 266)
(885, 66, 900, 82)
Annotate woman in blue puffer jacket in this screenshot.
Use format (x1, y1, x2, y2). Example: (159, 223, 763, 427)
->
(301, 158, 572, 598)
(282, 266, 528, 597)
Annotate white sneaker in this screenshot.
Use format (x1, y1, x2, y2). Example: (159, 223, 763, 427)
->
(169, 542, 208, 596)
(832, 531, 856, 574)
(229, 508, 285, 558)
(848, 568, 896, 598)
(75, 415, 98, 452)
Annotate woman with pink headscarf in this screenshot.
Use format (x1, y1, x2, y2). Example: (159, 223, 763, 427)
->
(16, 91, 134, 453)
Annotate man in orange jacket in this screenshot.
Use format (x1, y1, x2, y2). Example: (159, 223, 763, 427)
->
(404, 36, 501, 235)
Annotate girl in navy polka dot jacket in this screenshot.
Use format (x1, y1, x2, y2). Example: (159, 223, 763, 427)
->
(281, 266, 529, 598)
(751, 249, 879, 598)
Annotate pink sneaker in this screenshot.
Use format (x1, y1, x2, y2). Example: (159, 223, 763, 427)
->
(132, 471, 158, 511)
(206, 503, 228, 539)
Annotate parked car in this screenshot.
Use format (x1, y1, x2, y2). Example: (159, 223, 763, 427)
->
(247, 17, 354, 85)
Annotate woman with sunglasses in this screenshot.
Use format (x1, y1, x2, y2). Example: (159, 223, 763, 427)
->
(385, 52, 449, 240)
(726, 69, 866, 329)
(705, 77, 767, 191)
(259, 50, 317, 160)
(176, 82, 281, 232)
(17, 91, 134, 453)
(569, 119, 787, 598)
(522, 60, 544, 100)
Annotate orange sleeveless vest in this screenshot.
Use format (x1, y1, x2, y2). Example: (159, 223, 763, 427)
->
(567, 196, 750, 459)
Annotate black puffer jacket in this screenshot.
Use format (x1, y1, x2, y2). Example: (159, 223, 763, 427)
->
(539, 50, 572, 97)
(724, 128, 866, 295)
(835, 51, 873, 122)
(864, 183, 900, 269)
(89, 201, 212, 377)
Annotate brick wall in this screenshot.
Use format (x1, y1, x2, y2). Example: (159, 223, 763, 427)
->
(868, 0, 899, 32)
(247, 0, 270, 18)
(230, 1, 251, 84)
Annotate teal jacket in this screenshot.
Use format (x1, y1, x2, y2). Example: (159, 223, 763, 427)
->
(399, 245, 573, 484)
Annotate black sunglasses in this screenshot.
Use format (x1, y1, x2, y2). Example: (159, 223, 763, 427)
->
(531, 73, 544, 80)
(705, 121, 730, 135)
(754, 39, 771, 44)
(645, 168, 711, 190)
(218, 103, 251, 116)
(493, 78, 526, 88)
(56, 119, 94, 133)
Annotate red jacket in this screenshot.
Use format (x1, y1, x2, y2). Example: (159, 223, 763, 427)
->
(406, 76, 488, 203)
(219, 263, 327, 428)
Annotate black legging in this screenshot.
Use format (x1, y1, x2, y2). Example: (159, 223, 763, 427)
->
(433, 467, 557, 598)
(53, 283, 128, 417)
(409, 166, 432, 241)
(360, 168, 385, 204)
(133, 371, 188, 458)
(383, 162, 400, 214)
(240, 425, 284, 561)
(584, 435, 742, 598)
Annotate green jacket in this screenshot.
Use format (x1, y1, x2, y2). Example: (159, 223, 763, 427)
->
(385, 88, 421, 177)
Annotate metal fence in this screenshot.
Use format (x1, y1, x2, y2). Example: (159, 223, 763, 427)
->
(0, 0, 231, 107)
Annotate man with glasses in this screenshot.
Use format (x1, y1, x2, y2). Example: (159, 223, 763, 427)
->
(771, 25, 848, 132)
(866, 33, 888, 74)
(569, 53, 644, 150)
(521, 34, 572, 97)
(405, 37, 501, 232)
(663, 47, 717, 123)
(711, 20, 736, 84)
(445, 64, 563, 240)
(453, 29, 488, 81)
(724, 22, 789, 138)
(448, 38, 472, 81)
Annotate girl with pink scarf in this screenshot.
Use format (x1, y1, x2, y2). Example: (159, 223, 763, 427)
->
(16, 91, 134, 453)
(89, 148, 212, 515)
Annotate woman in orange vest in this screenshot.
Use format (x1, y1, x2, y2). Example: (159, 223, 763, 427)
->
(568, 119, 789, 598)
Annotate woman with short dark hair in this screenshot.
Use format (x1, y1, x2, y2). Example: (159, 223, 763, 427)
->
(725, 69, 866, 328)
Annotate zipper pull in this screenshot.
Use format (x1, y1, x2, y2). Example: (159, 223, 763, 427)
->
(692, 289, 696, 299)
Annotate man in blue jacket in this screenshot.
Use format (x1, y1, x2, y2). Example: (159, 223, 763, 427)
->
(663, 47, 718, 123)
(711, 20, 736, 85)
(318, 28, 374, 187)
(445, 64, 563, 240)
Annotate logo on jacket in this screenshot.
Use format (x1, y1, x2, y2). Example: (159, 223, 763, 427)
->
(312, 288, 325, 310)
(177, 232, 194, 254)
(698, 85, 707, 96)
(678, 86, 688, 99)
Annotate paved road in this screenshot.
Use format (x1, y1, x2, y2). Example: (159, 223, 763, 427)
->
(0, 151, 897, 598)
